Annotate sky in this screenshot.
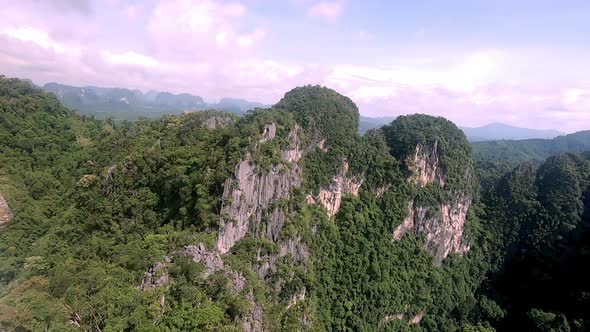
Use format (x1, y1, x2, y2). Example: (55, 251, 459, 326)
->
(1, 0, 589, 132)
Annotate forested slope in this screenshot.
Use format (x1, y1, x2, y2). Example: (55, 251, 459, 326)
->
(1, 76, 590, 331)
(473, 131, 590, 164)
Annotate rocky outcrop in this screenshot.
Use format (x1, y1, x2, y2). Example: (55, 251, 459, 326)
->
(381, 309, 425, 326)
(375, 185, 391, 198)
(259, 122, 277, 143)
(140, 256, 172, 290)
(394, 196, 472, 264)
(287, 288, 306, 309)
(242, 291, 265, 332)
(140, 242, 225, 290)
(217, 125, 302, 253)
(318, 139, 329, 152)
(409, 142, 446, 187)
(255, 236, 309, 280)
(204, 116, 232, 129)
(140, 243, 265, 331)
(0, 193, 13, 227)
(308, 161, 363, 218)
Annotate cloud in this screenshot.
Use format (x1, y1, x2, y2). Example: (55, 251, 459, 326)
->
(122, 3, 145, 21)
(48, 0, 91, 14)
(0, 1, 588, 132)
(147, 0, 264, 59)
(237, 27, 266, 48)
(102, 50, 158, 68)
(307, 2, 343, 22)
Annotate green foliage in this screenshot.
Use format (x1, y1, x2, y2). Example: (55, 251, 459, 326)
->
(476, 152, 590, 331)
(473, 131, 590, 164)
(382, 114, 475, 193)
(275, 85, 359, 146)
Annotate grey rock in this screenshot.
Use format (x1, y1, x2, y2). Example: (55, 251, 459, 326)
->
(308, 160, 363, 218)
(242, 291, 266, 332)
(217, 126, 302, 253)
(259, 122, 277, 143)
(393, 143, 473, 264)
(0, 193, 13, 227)
(409, 141, 446, 187)
(204, 116, 232, 129)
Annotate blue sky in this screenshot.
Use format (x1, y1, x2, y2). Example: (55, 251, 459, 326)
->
(1, 0, 589, 132)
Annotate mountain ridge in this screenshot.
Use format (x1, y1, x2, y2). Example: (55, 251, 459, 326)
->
(41, 82, 270, 120)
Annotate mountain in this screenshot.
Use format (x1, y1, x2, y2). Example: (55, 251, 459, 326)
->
(215, 98, 267, 114)
(359, 116, 396, 133)
(359, 116, 564, 141)
(474, 130, 590, 163)
(2, 77, 590, 331)
(461, 123, 564, 142)
(41, 82, 269, 120)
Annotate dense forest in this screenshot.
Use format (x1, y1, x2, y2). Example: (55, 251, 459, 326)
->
(473, 132, 590, 164)
(1, 76, 590, 331)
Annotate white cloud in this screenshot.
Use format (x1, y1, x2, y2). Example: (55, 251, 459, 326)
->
(0, 26, 65, 52)
(237, 27, 266, 48)
(307, 2, 343, 22)
(563, 88, 589, 104)
(0, 1, 588, 132)
(147, 0, 264, 59)
(102, 50, 158, 67)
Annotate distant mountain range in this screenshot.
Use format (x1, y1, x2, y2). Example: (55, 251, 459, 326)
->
(41, 83, 269, 120)
(473, 130, 590, 163)
(358, 117, 564, 142)
(461, 123, 564, 142)
(40, 82, 565, 142)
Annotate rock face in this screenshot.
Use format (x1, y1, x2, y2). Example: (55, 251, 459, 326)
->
(217, 124, 302, 253)
(259, 122, 277, 143)
(204, 116, 232, 129)
(394, 143, 473, 264)
(142, 122, 311, 331)
(0, 193, 13, 227)
(394, 196, 472, 264)
(308, 161, 363, 218)
(140, 243, 225, 290)
(409, 142, 446, 187)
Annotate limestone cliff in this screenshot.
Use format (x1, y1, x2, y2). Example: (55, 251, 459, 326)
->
(142, 120, 310, 331)
(0, 193, 13, 227)
(307, 161, 363, 218)
(394, 195, 472, 264)
(408, 141, 446, 187)
(216, 123, 302, 253)
(393, 142, 474, 264)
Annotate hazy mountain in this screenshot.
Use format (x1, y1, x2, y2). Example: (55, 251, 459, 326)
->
(41, 82, 269, 120)
(214, 98, 268, 114)
(461, 123, 564, 142)
(358, 116, 564, 142)
(359, 116, 396, 133)
(474, 130, 590, 163)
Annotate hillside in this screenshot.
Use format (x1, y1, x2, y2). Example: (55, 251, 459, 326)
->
(1, 77, 590, 331)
